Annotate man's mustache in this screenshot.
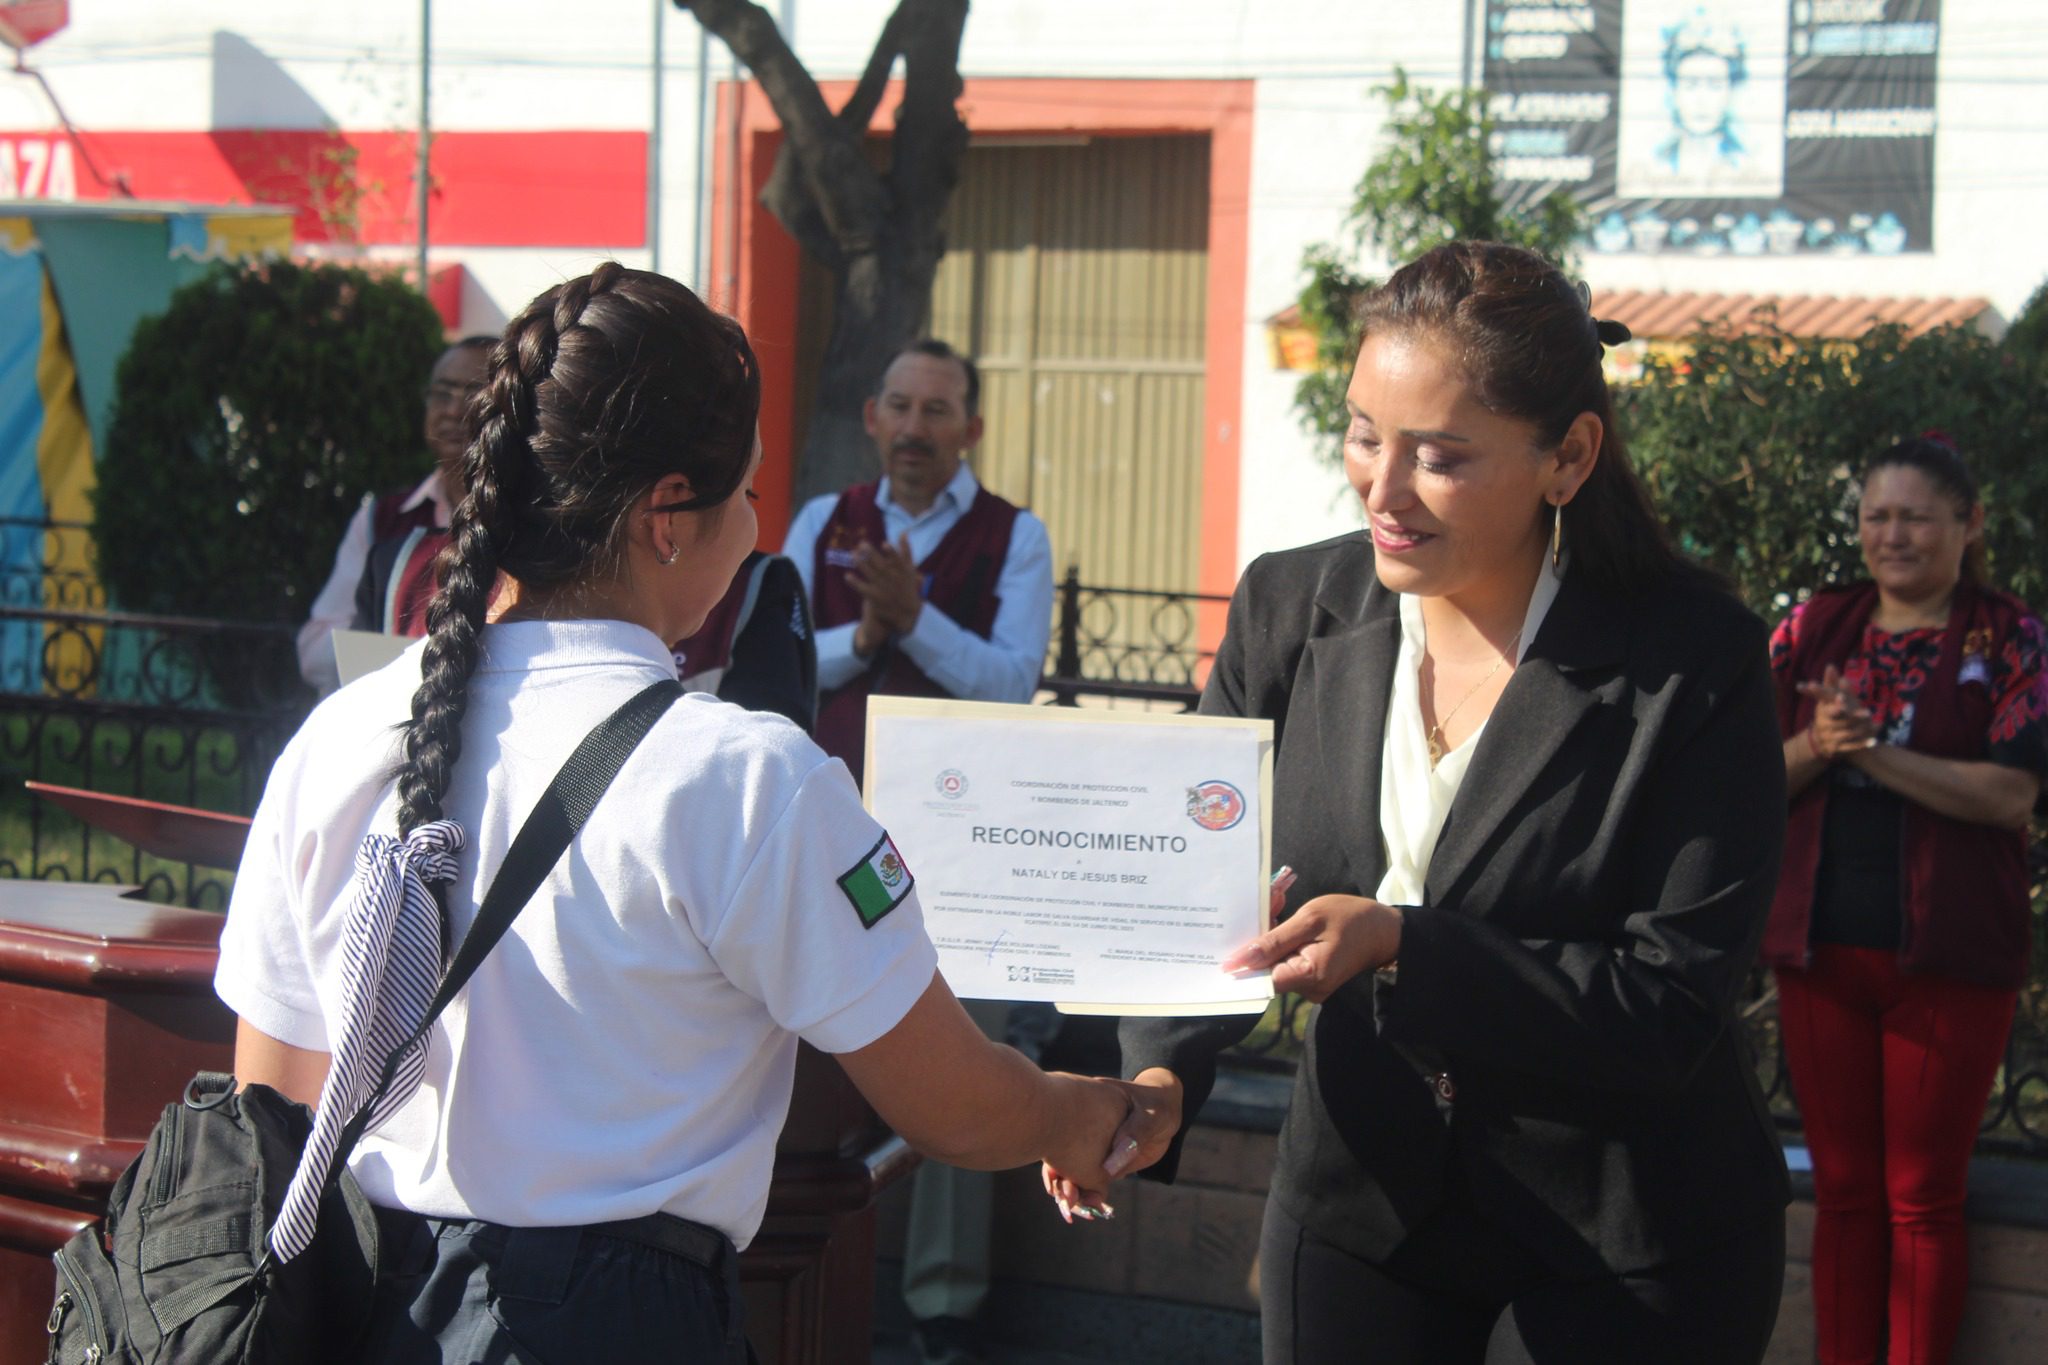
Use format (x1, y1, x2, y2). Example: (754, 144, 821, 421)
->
(891, 437, 936, 458)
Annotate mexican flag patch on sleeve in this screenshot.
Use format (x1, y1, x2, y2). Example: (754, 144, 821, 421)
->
(838, 833, 914, 929)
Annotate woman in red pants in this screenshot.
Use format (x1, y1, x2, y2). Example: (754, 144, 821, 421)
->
(1766, 434, 2046, 1364)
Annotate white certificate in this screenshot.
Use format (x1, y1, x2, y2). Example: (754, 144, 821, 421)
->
(865, 697, 1274, 1016)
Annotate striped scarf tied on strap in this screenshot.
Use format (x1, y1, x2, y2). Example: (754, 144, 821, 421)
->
(270, 819, 466, 1263)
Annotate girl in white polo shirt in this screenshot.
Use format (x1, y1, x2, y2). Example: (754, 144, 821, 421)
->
(215, 264, 1162, 1361)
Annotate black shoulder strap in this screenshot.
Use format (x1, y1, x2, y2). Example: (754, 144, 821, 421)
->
(423, 677, 681, 1023)
(321, 678, 683, 1188)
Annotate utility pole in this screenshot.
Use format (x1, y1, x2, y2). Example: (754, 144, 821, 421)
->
(650, 0, 665, 275)
(695, 25, 712, 289)
(415, 0, 432, 288)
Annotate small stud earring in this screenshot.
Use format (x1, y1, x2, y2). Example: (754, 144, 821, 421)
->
(657, 543, 682, 566)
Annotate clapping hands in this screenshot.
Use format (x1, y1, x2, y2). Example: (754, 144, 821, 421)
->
(1797, 664, 1878, 759)
(849, 534, 924, 657)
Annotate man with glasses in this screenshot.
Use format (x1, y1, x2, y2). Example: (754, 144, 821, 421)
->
(294, 336, 493, 689)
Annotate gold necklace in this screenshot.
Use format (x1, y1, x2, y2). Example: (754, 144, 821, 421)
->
(1423, 630, 1521, 767)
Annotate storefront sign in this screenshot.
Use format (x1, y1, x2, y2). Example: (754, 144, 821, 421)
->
(1483, 0, 1941, 255)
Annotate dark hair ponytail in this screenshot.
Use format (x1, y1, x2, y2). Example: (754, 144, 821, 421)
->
(1357, 241, 1691, 596)
(396, 264, 760, 835)
(1862, 433, 1988, 586)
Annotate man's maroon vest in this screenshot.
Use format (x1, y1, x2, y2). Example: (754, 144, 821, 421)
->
(811, 481, 1020, 783)
(385, 528, 509, 638)
(370, 486, 442, 544)
(388, 529, 448, 637)
(1764, 579, 2034, 987)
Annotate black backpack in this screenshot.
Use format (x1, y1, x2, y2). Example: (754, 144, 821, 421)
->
(47, 680, 681, 1364)
(50, 1075, 381, 1364)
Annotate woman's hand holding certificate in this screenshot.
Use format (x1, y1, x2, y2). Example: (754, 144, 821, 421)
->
(1220, 893, 1404, 1003)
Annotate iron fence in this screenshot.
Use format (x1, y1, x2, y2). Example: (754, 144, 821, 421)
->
(0, 592, 308, 908)
(0, 543, 2037, 1154)
(1040, 566, 1220, 709)
(0, 517, 103, 614)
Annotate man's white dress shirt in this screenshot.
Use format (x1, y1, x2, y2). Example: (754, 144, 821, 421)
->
(781, 464, 1053, 704)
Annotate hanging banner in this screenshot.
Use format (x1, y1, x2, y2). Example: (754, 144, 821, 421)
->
(1483, 1, 1941, 256)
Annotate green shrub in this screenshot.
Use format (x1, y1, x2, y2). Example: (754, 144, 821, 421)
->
(2006, 280, 2048, 373)
(93, 259, 446, 630)
(1292, 71, 1582, 464)
(1617, 319, 2048, 617)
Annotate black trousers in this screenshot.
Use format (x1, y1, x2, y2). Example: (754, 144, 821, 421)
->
(361, 1206, 751, 1364)
(1260, 1186, 1785, 1365)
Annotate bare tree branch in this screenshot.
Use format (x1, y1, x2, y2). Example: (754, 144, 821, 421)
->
(678, 0, 888, 255)
(885, 1, 970, 259)
(838, 4, 910, 135)
(674, 0, 975, 500)
(760, 149, 842, 269)
(758, 4, 910, 270)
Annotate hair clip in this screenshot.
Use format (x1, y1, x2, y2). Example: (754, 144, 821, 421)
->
(1918, 427, 1959, 452)
(1572, 278, 1632, 349)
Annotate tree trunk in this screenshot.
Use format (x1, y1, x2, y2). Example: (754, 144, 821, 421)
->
(796, 237, 949, 499)
(678, 0, 969, 507)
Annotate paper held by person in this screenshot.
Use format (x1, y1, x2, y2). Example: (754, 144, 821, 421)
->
(333, 627, 412, 685)
(865, 697, 1275, 1016)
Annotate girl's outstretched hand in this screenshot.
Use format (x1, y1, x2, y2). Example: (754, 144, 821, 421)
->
(1040, 1068, 1182, 1224)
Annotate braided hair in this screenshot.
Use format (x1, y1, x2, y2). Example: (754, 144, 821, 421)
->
(395, 264, 760, 836)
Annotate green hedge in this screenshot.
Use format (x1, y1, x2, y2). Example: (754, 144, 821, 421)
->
(1617, 319, 2048, 617)
(93, 259, 447, 629)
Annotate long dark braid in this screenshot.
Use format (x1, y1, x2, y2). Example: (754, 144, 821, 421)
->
(394, 264, 759, 836)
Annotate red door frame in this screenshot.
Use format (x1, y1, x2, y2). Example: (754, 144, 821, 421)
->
(710, 77, 1252, 610)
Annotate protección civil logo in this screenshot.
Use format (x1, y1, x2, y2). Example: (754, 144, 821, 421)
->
(1186, 779, 1245, 831)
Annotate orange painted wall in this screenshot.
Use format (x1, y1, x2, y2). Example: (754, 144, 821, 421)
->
(710, 77, 1252, 609)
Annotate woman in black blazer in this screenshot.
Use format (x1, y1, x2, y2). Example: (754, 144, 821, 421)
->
(1057, 244, 1791, 1363)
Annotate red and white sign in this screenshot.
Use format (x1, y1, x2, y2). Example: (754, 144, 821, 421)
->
(0, 136, 76, 197)
(0, 128, 647, 246)
(0, 1, 69, 50)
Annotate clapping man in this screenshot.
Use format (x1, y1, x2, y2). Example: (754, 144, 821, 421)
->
(782, 339, 1054, 1365)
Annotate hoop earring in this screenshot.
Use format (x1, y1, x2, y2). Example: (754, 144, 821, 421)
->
(1551, 500, 1564, 570)
(657, 543, 682, 566)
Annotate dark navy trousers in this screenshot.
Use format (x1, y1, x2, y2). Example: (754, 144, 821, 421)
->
(362, 1206, 750, 1363)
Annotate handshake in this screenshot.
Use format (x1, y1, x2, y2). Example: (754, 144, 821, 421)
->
(1036, 1066, 1183, 1224)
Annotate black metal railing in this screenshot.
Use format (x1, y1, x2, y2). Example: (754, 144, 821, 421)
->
(0, 517, 104, 614)
(0, 542, 2036, 1154)
(1040, 566, 1223, 709)
(0, 592, 308, 908)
